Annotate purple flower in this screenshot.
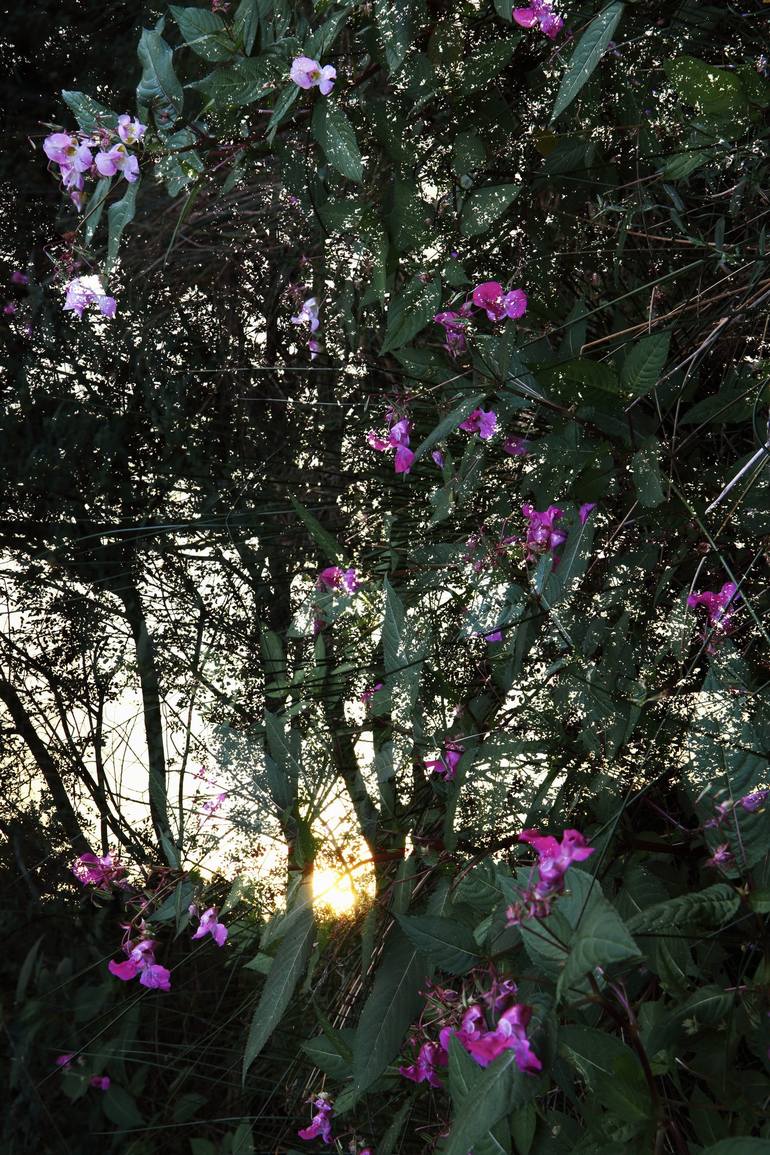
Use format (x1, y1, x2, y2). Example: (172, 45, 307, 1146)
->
(520, 828, 595, 900)
(399, 1040, 447, 1087)
(291, 296, 320, 332)
(425, 741, 464, 782)
(434, 308, 471, 357)
(521, 504, 566, 557)
(290, 56, 337, 95)
(431, 449, 445, 469)
(361, 681, 384, 706)
(116, 115, 146, 146)
(441, 1004, 541, 1074)
(71, 852, 125, 887)
(316, 566, 360, 594)
(459, 408, 497, 441)
(705, 843, 734, 870)
(3, 303, 17, 316)
(472, 282, 528, 322)
(43, 132, 93, 172)
(95, 144, 140, 182)
(55, 1053, 75, 1068)
(108, 938, 171, 991)
(10, 271, 29, 286)
(687, 582, 739, 632)
(513, 0, 564, 39)
(89, 1075, 110, 1091)
(504, 436, 529, 456)
(308, 338, 321, 360)
(578, 502, 596, 524)
(368, 415, 415, 475)
(192, 906, 228, 947)
(740, 790, 768, 812)
(298, 1095, 334, 1144)
(63, 275, 116, 319)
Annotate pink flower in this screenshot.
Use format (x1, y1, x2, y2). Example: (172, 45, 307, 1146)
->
(192, 906, 228, 947)
(63, 275, 116, 319)
(513, 0, 564, 39)
(519, 828, 595, 900)
(202, 790, 227, 816)
(3, 303, 17, 316)
(687, 582, 739, 632)
(368, 415, 415, 475)
(442, 1003, 541, 1074)
(425, 741, 464, 782)
(43, 132, 93, 172)
(434, 309, 470, 357)
(117, 115, 146, 146)
(504, 436, 529, 456)
(291, 296, 320, 332)
(290, 56, 337, 95)
(89, 1075, 110, 1091)
(10, 271, 29, 286)
(108, 937, 171, 991)
(431, 450, 445, 468)
(308, 338, 321, 360)
(472, 282, 528, 322)
(55, 1053, 75, 1067)
(399, 1040, 447, 1087)
(298, 1095, 334, 1144)
(705, 843, 734, 870)
(578, 502, 596, 524)
(459, 408, 497, 441)
(71, 852, 125, 887)
(521, 504, 566, 557)
(317, 566, 360, 594)
(95, 143, 140, 182)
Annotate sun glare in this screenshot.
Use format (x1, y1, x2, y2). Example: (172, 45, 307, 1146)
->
(312, 866, 365, 915)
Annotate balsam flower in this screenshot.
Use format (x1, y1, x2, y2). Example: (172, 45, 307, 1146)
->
(459, 408, 497, 441)
(399, 1040, 447, 1087)
(442, 1003, 541, 1074)
(434, 308, 471, 357)
(89, 1075, 110, 1091)
(740, 789, 769, 812)
(191, 906, 228, 947)
(316, 566, 360, 594)
(513, 0, 564, 39)
(10, 271, 29, 286)
(298, 1094, 334, 1143)
(472, 282, 528, 322)
(687, 582, 739, 633)
(43, 132, 93, 173)
(55, 1053, 75, 1068)
(504, 436, 529, 456)
(361, 681, 384, 706)
(95, 143, 140, 182)
(63, 275, 116, 319)
(108, 938, 171, 991)
(521, 504, 566, 557)
(116, 114, 146, 146)
(72, 851, 125, 887)
(520, 827, 594, 899)
(368, 417, 415, 475)
(290, 56, 337, 95)
(291, 296, 320, 332)
(425, 741, 464, 782)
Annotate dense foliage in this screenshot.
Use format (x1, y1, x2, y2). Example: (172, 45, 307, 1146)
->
(3, 0, 770, 1151)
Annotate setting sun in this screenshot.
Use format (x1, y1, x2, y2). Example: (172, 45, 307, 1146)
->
(312, 866, 368, 915)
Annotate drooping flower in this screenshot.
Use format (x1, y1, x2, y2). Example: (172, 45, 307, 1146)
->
(71, 852, 125, 887)
(513, 0, 564, 39)
(687, 582, 739, 633)
(521, 504, 566, 557)
(367, 415, 415, 475)
(472, 282, 528, 323)
(290, 56, 337, 95)
(578, 502, 596, 524)
(298, 1094, 334, 1144)
(425, 741, 464, 782)
(399, 1040, 447, 1087)
(63, 275, 116, 319)
(431, 449, 445, 469)
(95, 143, 140, 182)
(316, 566, 360, 594)
(116, 115, 147, 146)
(291, 296, 320, 332)
(740, 790, 769, 812)
(705, 843, 734, 870)
(108, 937, 171, 991)
(459, 408, 497, 441)
(89, 1075, 111, 1091)
(434, 308, 471, 357)
(192, 906, 228, 947)
(55, 1053, 75, 1068)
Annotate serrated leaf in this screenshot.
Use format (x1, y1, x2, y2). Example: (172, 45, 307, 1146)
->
(395, 913, 481, 973)
(620, 331, 671, 398)
(447, 1038, 510, 1155)
(102, 1085, 145, 1129)
(551, 2, 625, 120)
(233, 0, 258, 54)
(558, 895, 642, 1000)
(559, 1026, 651, 1122)
(137, 28, 184, 124)
(454, 40, 514, 98)
(194, 56, 278, 106)
(170, 6, 232, 61)
(664, 57, 749, 123)
(61, 90, 117, 133)
(375, 0, 418, 74)
(627, 884, 739, 936)
(631, 439, 666, 508)
(381, 277, 441, 354)
(352, 927, 426, 1093)
(289, 496, 345, 564)
(242, 884, 314, 1078)
(461, 184, 520, 236)
(312, 102, 363, 183)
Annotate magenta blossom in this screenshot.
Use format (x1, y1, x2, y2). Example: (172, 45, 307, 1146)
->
(459, 407, 497, 441)
(298, 1095, 334, 1144)
(687, 582, 739, 632)
(472, 282, 528, 323)
(317, 566, 360, 594)
(11, 270, 29, 286)
(513, 0, 564, 39)
(117, 115, 146, 146)
(740, 790, 768, 812)
(63, 275, 116, 319)
(95, 143, 140, 182)
(434, 308, 471, 357)
(291, 296, 320, 332)
(43, 132, 93, 172)
(108, 938, 171, 991)
(504, 436, 529, 456)
(521, 504, 566, 557)
(368, 416, 416, 475)
(55, 1053, 75, 1068)
(361, 681, 384, 706)
(425, 740, 464, 782)
(578, 502, 596, 524)
(399, 1040, 447, 1087)
(89, 1075, 110, 1091)
(71, 852, 125, 887)
(431, 449, 445, 468)
(192, 906, 228, 947)
(442, 1003, 541, 1074)
(3, 303, 17, 316)
(520, 828, 594, 899)
(290, 56, 336, 95)
(705, 843, 734, 870)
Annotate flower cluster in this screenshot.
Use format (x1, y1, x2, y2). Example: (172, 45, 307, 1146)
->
(521, 502, 595, 561)
(434, 280, 527, 358)
(513, 0, 564, 39)
(108, 934, 172, 991)
(704, 789, 768, 831)
(298, 1093, 334, 1143)
(425, 740, 464, 782)
(290, 56, 336, 95)
(43, 115, 145, 211)
(71, 851, 126, 888)
(368, 412, 416, 475)
(506, 828, 595, 924)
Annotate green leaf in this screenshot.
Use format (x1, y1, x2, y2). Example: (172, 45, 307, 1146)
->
(447, 1038, 511, 1155)
(559, 1026, 652, 1122)
(289, 496, 345, 564)
(627, 884, 740, 936)
(267, 83, 300, 140)
(301, 1030, 355, 1079)
(137, 28, 184, 124)
(375, 0, 418, 74)
(631, 439, 666, 508)
(381, 276, 441, 354)
(242, 882, 314, 1079)
(264, 712, 300, 808)
(558, 894, 642, 1000)
(15, 935, 43, 1003)
(105, 178, 139, 276)
(411, 393, 485, 464)
(193, 56, 278, 106)
(102, 1085, 145, 1129)
(170, 6, 232, 61)
(664, 57, 749, 123)
(620, 331, 671, 398)
(382, 578, 405, 677)
(83, 177, 112, 246)
(453, 40, 514, 98)
(233, 0, 258, 54)
(551, 2, 625, 120)
(61, 90, 117, 133)
(395, 913, 481, 973)
(461, 184, 520, 237)
(452, 130, 487, 177)
(312, 103, 363, 183)
(352, 927, 426, 1094)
